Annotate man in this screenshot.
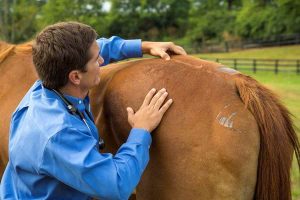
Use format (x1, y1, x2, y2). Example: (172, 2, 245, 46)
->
(0, 21, 186, 199)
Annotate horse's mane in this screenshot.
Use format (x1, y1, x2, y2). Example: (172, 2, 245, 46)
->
(0, 41, 33, 64)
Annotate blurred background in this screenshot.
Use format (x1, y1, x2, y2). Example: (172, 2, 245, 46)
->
(1, 0, 300, 51)
(0, 0, 299, 199)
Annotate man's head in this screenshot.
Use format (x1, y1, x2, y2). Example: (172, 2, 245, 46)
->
(32, 21, 99, 89)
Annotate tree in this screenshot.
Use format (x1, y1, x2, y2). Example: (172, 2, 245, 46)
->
(276, 0, 300, 34)
(235, 0, 300, 39)
(37, 0, 109, 37)
(107, 0, 190, 40)
(186, 0, 241, 45)
(0, 0, 45, 43)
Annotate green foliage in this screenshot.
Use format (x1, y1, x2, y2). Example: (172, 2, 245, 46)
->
(107, 0, 190, 39)
(276, 0, 300, 34)
(235, 0, 300, 39)
(188, 10, 236, 42)
(37, 0, 109, 36)
(187, 0, 240, 46)
(0, 0, 299, 45)
(236, 4, 276, 39)
(0, 0, 45, 43)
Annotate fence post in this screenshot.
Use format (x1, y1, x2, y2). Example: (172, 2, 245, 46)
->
(224, 42, 229, 52)
(297, 60, 300, 75)
(234, 59, 237, 70)
(275, 60, 279, 74)
(253, 59, 257, 73)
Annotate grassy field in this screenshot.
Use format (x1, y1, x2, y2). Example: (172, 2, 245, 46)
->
(195, 45, 300, 59)
(195, 45, 300, 199)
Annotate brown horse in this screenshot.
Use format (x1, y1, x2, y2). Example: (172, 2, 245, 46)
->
(0, 41, 299, 200)
(0, 41, 37, 178)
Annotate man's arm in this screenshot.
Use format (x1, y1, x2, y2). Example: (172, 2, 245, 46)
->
(97, 36, 187, 66)
(39, 127, 151, 200)
(97, 36, 142, 66)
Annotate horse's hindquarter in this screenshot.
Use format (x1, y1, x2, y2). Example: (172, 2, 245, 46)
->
(101, 56, 260, 200)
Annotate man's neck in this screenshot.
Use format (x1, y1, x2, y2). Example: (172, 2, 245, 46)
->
(59, 84, 88, 99)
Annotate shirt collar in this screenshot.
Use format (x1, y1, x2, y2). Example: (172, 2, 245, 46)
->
(41, 83, 90, 113)
(63, 94, 90, 112)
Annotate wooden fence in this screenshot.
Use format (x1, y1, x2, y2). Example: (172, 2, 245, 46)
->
(188, 34, 300, 53)
(202, 58, 300, 74)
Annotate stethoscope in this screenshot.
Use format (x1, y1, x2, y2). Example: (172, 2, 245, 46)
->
(52, 89, 105, 150)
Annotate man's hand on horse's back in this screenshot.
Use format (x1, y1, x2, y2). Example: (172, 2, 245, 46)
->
(142, 41, 187, 60)
(127, 88, 173, 133)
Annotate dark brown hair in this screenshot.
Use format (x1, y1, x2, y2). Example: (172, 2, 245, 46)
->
(32, 21, 97, 89)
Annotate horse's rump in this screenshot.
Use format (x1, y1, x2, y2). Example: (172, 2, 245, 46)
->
(93, 55, 300, 200)
(95, 56, 260, 199)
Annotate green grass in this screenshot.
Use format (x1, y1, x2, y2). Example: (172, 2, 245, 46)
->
(193, 45, 300, 59)
(194, 45, 300, 199)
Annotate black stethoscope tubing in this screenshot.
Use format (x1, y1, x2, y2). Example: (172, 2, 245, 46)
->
(52, 89, 105, 149)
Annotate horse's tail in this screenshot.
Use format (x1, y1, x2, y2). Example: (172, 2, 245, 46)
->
(234, 73, 300, 200)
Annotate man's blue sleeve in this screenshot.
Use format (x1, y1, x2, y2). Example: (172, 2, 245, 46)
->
(39, 128, 152, 200)
(97, 36, 143, 66)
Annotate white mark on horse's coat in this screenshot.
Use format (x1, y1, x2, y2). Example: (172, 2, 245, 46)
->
(216, 104, 237, 129)
(217, 112, 237, 128)
(217, 66, 239, 75)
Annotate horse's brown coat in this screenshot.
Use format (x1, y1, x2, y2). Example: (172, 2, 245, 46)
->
(91, 56, 300, 200)
(0, 42, 37, 176)
(93, 58, 259, 199)
(0, 42, 299, 200)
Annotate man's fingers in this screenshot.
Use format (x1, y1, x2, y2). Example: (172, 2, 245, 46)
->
(149, 88, 166, 107)
(171, 45, 187, 55)
(159, 99, 173, 114)
(160, 51, 170, 60)
(127, 107, 134, 124)
(154, 92, 168, 110)
(142, 88, 156, 106)
(127, 107, 134, 116)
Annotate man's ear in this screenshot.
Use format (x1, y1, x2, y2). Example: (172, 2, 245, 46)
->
(68, 70, 82, 85)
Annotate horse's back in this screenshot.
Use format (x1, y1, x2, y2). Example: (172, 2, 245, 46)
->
(0, 43, 37, 178)
(101, 56, 260, 200)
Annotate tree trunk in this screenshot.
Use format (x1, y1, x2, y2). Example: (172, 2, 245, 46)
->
(227, 0, 233, 10)
(0, 0, 9, 41)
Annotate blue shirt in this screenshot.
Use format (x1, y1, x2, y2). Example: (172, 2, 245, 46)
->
(1, 37, 152, 200)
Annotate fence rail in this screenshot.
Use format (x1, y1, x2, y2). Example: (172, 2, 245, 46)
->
(202, 58, 300, 74)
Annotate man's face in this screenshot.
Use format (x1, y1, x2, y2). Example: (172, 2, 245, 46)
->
(79, 41, 104, 90)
